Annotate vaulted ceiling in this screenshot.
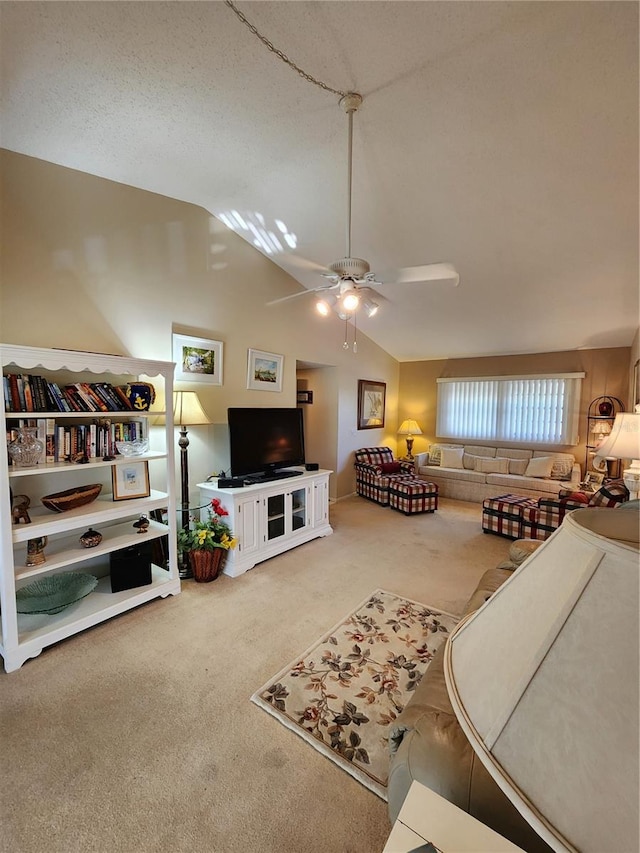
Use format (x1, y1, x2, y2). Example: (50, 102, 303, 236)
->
(1, 1, 638, 361)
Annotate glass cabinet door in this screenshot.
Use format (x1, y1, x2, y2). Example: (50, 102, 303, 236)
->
(290, 487, 307, 532)
(266, 493, 285, 540)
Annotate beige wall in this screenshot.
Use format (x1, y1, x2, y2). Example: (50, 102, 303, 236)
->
(399, 348, 632, 475)
(1, 150, 400, 500)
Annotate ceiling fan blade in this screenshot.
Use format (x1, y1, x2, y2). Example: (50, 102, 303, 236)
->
(281, 254, 331, 275)
(376, 262, 460, 286)
(266, 283, 339, 307)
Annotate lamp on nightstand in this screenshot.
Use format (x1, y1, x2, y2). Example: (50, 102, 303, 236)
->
(593, 405, 640, 499)
(398, 419, 422, 460)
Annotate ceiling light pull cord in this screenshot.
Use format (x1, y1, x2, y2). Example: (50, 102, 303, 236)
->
(225, 1, 348, 98)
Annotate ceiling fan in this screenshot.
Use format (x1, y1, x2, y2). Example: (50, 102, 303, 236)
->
(267, 92, 459, 317)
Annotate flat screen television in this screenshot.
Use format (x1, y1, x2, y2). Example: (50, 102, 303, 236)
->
(228, 407, 305, 479)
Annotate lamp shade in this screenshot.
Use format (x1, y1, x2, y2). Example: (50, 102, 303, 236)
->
(172, 391, 211, 426)
(444, 507, 639, 853)
(593, 409, 640, 461)
(397, 419, 422, 436)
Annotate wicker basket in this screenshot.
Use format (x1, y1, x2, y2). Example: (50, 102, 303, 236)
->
(188, 548, 226, 583)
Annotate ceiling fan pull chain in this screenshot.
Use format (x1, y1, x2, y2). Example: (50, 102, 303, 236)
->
(353, 312, 358, 353)
(343, 317, 350, 350)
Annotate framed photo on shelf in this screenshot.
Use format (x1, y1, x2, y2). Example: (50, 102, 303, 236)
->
(172, 334, 223, 385)
(357, 379, 386, 430)
(112, 461, 151, 501)
(247, 349, 283, 392)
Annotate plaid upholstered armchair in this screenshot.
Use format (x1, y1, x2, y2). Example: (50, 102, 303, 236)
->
(354, 447, 417, 506)
(531, 479, 630, 539)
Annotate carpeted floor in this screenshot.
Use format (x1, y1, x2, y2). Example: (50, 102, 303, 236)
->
(251, 589, 458, 799)
(0, 495, 511, 853)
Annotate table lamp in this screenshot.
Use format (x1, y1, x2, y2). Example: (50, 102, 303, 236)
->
(398, 419, 422, 460)
(444, 507, 639, 853)
(593, 405, 640, 499)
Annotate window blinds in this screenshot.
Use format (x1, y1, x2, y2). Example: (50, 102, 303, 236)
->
(436, 373, 584, 445)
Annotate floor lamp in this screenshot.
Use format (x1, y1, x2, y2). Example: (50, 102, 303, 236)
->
(173, 391, 211, 578)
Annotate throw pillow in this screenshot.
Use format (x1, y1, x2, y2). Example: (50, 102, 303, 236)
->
(474, 456, 510, 474)
(566, 491, 589, 504)
(508, 458, 529, 476)
(524, 456, 554, 479)
(463, 453, 481, 470)
(550, 458, 574, 481)
(440, 446, 465, 469)
(428, 444, 457, 465)
(588, 480, 630, 507)
(378, 461, 402, 474)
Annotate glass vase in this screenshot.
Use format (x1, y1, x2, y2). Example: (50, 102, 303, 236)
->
(8, 427, 44, 467)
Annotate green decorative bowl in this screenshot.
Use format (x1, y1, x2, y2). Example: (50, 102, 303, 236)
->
(16, 572, 98, 615)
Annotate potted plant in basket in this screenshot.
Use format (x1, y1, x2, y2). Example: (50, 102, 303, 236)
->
(177, 498, 237, 582)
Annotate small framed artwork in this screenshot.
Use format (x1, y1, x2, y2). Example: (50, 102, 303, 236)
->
(112, 461, 151, 501)
(582, 470, 604, 490)
(297, 390, 313, 404)
(173, 334, 223, 385)
(634, 358, 640, 408)
(357, 379, 386, 430)
(247, 349, 283, 392)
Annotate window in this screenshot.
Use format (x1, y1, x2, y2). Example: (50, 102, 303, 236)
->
(436, 373, 584, 445)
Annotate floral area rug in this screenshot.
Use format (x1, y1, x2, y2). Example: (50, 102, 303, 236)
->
(250, 589, 457, 799)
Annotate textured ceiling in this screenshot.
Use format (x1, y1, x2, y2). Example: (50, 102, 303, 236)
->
(1, 1, 638, 361)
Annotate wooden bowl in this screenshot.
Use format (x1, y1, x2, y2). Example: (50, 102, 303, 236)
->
(42, 483, 103, 513)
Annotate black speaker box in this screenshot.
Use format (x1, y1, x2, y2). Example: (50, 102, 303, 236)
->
(305, 462, 319, 471)
(110, 541, 153, 593)
(218, 477, 245, 488)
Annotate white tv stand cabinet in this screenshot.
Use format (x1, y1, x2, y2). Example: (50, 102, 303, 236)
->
(198, 469, 332, 577)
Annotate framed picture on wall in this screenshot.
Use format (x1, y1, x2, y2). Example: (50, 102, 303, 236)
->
(173, 334, 223, 385)
(247, 349, 283, 392)
(357, 379, 386, 429)
(634, 358, 640, 408)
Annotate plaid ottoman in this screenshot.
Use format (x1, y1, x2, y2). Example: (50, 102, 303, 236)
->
(482, 494, 539, 539)
(389, 478, 438, 515)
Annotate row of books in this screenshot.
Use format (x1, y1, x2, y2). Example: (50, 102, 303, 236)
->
(3, 374, 135, 414)
(7, 418, 146, 464)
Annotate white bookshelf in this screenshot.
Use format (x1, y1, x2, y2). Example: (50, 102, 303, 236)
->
(1, 344, 180, 672)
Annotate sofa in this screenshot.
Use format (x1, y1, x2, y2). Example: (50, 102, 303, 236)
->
(414, 442, 581, 503)
(388, 558, 554, 853)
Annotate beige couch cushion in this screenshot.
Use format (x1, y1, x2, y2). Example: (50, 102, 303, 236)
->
(485, 473, 563, 494)
(474, 456, 510, 474)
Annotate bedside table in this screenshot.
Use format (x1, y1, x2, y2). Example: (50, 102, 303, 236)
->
(383, 781, 525, 852)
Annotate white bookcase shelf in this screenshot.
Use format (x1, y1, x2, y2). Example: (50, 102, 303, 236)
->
(1, 343, 180, 672)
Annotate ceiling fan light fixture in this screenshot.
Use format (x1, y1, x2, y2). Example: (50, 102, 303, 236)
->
(341, 290, 360, 312)
(363, 298, 379, 318)
(315, 295, 335, 316)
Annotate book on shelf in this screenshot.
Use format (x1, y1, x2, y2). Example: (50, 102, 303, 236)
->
(2, 370, 139, 414)
(45, 418, 56, 463)
(80, 383, 109, 412)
